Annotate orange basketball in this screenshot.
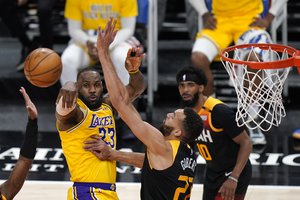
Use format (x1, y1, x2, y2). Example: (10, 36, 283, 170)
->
(24, 48, 62, 88)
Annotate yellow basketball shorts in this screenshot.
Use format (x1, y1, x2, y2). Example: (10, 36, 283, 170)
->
(196, 15, 262, 52)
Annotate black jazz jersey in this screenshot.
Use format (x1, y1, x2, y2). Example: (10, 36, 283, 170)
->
(196, 97, 251, 187)
(140, 140, 197, 200)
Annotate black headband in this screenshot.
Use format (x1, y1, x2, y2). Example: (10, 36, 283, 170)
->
(177, 73, 202, 85)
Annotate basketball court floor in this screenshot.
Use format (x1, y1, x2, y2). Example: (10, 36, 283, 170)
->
(0, 38, 300, 199)
(8, 181, 300, 200)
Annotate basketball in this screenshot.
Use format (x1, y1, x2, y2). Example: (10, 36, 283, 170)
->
(24, 48, 62, 88)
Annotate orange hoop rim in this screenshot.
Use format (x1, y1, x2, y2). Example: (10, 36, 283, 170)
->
(221, 43, 300, 71)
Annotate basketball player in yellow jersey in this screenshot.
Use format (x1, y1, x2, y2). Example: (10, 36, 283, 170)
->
(189, 0, 286, 96)
(56, 48, 145, 199)
(60, 0, 139, 86)
(0, 87, 39, 200)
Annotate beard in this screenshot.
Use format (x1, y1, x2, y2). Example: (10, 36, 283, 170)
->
(159, 122, 174, 137)
(78, 92, 103, 110)
(180, 92, 199, 108)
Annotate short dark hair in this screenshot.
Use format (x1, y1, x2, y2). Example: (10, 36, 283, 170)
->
(176, 66, 207, 86)
(181, 107, 203, 143)
(77, 67, 101, 80)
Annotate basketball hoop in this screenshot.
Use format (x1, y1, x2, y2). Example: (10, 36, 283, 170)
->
(221, 43, 300, 131)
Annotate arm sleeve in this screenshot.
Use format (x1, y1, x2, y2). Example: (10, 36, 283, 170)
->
(189, 0, 209, 16)
(20, 118, 38, 159)
(211, 104, 244, 138)
(67, 19, 90, 46)
(268, 0, 287, 16)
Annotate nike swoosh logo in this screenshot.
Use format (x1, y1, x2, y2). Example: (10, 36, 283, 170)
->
(225, 172, 232, 177)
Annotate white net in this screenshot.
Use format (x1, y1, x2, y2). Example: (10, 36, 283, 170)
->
(221, 45, 293, 131)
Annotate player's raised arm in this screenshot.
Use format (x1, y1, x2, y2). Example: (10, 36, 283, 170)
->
(96, 19, 170, 156)
(0, 87, 38, 200)
(83, 135, 145, 168)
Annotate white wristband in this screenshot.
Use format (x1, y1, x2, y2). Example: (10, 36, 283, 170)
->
(228, 176, 238, 183)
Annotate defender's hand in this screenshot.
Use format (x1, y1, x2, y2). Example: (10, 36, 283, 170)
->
(97, 18, 118, 55)
(83, 135, 113, 160)
(125, 47, 145, 73)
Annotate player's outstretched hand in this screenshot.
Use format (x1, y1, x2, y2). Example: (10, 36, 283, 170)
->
(56, 82, 77, 109)
(19, 87, 38, 120)
(97, 18, 118, 55)
(125, 47, 145, 73)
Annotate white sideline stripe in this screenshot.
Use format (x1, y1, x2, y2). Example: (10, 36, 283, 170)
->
(1, 180, 299, 200)
(5, 180, 299, 188)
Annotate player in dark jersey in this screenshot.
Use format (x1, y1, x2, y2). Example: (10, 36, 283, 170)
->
(176, 66, 252, 200)
(83, 19, 204, 200)
(0, 87, 38, 200)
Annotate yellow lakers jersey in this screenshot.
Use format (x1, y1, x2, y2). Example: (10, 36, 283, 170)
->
(64, 0, 138, 30)
(211, 0, 263, 17)
(58, 99, 117, 183)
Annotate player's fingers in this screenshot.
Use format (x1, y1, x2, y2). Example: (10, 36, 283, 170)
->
(68, 91, 76, 108)
(19, 87, 28, 100)
(127, 48, 133, 58)
(113, 29, 118, 38)
(65, 91, 73, 108)
(19, 86, 26, 94)
(90, 135, 101, 140)
(91, 150, 103, 159)
(112, 18, 117, 30)
(83, 143, 92, 149)
(136, 48, 145, 58)
(97, 26, 102, 39)
(58, 89, 68, 108)
(56, 93, 62, 105)
(208, 22, 216, 29)
(249, 21, 258, 27)
(83, 143, 100, 151)
(108, 18, 114, 34)
(61, 95, 67, 109)
(130, 48, 136, 57)
(20, 87, 34, 106)
(133, 47, 142, 56)
(84, 140, 98, 145)
(224, 189, 232, 200)
(134, 47, 140, 55)
(62, 92, 68, 108)
(83, 145, 93, 151)
(218, 187, 225, 198)
(105, 19, 111, 33)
